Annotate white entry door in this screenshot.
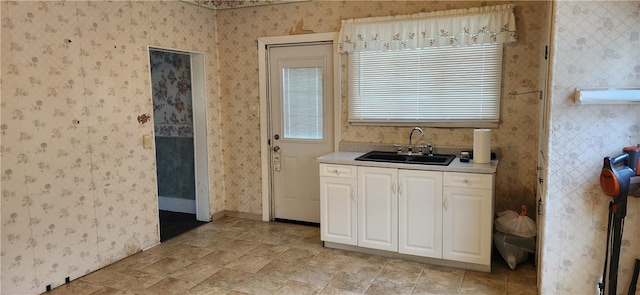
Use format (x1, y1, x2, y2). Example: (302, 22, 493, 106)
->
(268, 42, 334, 223)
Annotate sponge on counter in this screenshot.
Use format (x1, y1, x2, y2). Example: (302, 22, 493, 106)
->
(460, 151, 470, 162)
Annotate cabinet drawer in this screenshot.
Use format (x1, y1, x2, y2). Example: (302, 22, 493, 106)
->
(444, 172, 493, 190)
(320, 164, 357, 178)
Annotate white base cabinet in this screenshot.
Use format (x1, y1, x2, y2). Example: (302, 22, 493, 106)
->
(398, 169, 443, 258)
(357, 167, 398, 252)
(442, 172, 494, 265)
(320, 164, 358, 245)
(319, 163, 494, 270)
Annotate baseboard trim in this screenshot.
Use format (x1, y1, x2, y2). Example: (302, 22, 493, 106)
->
(222, 210, 262, 221)
(143, 242, 161, 251)
(274, 218, 319, 227)
(210, 210, 226, 221)
(158, 196, 196, 214)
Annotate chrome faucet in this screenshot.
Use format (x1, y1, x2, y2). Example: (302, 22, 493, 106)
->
(408, 127, 424, 154)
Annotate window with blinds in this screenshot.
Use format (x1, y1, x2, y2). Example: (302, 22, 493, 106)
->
(282, 67, 324, 139)
(348, 44, 503, 127)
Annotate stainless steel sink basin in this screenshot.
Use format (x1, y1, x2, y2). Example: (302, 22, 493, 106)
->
(355, 151, 456, 166)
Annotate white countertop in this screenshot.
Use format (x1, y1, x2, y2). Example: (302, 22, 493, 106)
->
(317, 151, 498, 174)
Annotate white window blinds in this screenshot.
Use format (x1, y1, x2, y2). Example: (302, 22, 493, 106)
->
(282, 67, 324, 139)
(348, 44, 503, 126)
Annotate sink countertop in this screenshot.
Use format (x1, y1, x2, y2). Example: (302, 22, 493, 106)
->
(317, 151, 498, 174)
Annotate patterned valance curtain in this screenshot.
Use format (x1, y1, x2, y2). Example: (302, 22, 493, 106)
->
(338, 4, 517, 53)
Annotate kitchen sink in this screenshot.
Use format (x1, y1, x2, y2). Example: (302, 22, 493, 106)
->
(355, 151, 456, 166)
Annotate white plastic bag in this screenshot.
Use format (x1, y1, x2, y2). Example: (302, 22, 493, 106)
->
(494, 232, 530, 269)
(495, 205, 537, 238)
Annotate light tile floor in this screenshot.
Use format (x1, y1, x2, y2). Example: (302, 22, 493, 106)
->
(48, 217, 538, 295)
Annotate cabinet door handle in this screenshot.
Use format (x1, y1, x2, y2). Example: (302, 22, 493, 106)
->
(392, 182, 397, 195)
(351, 188, 355, 201)
(443, 197, 448, 210)
(398, 183, 402, 196)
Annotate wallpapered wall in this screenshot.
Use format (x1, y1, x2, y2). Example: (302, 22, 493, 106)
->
(150, 50, 196, 201)
(542, 1, 640, 294)
(2, 1, 636, 294)
(217, 1, 546, 220)
(150, 50, 194, 138)
(0, 1, 223, 294)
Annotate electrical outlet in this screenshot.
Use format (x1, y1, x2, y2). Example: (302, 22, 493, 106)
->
(249, 106, 259, 118)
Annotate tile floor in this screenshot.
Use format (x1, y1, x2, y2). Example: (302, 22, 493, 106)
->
(48, 217, 538, 295)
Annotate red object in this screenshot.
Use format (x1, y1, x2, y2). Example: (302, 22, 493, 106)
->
(137, 114, 150, 124)
(600, 169, 620, 198)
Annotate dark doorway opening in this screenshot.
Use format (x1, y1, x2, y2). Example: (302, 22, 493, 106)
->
(159, 210, 206, 242)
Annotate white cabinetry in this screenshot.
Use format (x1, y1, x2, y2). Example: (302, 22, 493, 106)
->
(319, 161, 495, 271)
(320, 164, 357, 245)
(398, 170, 443, 258)
(442, 172, 493, 265)
(357, 168, 444, 256)
(357, 167, 398, 252)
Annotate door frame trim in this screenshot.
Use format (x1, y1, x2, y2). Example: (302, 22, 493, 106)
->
(536, 0, 554, 290)
(257, 32, 340, 221)
(148, 46, 211, 223)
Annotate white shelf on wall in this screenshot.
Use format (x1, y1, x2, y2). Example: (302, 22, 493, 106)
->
(574, 87, 640, 104)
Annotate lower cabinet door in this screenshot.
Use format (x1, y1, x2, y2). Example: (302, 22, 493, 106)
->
(442, 186, 492, 265)
(357, 167, 398, 252)
(320, 177, 357, 245)
(398, 170, 443, 258)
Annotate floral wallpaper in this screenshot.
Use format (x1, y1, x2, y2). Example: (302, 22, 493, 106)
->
(150, 50, 194, 138)
(0, 1, 223, 294)
(542, 1, 640, 294)
(2, 1, 636, 294)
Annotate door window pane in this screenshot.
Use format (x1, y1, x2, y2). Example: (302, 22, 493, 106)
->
(282, 67, 323, 139)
